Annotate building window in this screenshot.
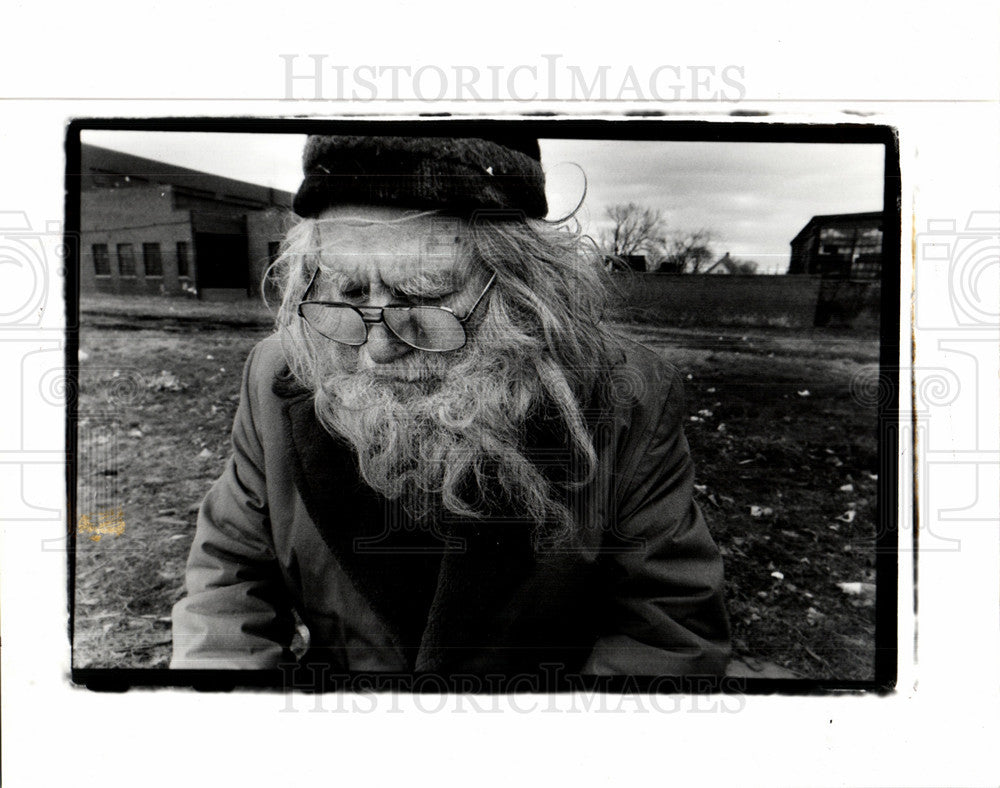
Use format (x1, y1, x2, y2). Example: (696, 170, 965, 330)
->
(176, 241, 190, 278)
(92, 244, 110, 276)
(117, 243, 136, 277)
(143, 242, 163, 277)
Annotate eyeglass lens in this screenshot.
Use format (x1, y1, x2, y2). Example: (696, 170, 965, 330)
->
(298, 303, 368, 345)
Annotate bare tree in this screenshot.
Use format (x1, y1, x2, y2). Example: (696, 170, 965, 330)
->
(600, 203, 668, 269)
(729, 257, 758, 275)
(664, 229, 715, 273)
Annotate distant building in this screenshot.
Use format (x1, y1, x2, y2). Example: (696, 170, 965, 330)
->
(702, 252, 756, 275)
(788, 211, 883, 278)
(604, 254, 647, 272)
(79, 144, 294, 299)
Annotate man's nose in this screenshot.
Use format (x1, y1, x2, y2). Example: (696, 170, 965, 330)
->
(364, 321, 412, 364)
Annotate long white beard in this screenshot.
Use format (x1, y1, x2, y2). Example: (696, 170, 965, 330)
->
(312, 332, 568, 530)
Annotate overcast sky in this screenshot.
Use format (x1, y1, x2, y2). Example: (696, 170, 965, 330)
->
(83, 130, 885, 274)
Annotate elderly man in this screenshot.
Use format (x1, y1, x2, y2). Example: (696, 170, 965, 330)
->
(171, 134, 730, 679)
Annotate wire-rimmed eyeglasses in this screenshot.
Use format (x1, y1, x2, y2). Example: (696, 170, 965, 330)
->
(296, 267, 497, 352)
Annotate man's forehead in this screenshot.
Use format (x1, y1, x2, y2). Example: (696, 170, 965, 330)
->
(315, 214, 468, 283)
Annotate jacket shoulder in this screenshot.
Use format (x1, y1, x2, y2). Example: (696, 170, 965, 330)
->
(608, 338, 689, 502)
(613, 337, 685, 417)
(246, 334, 288, 378)
(240, 334, 302, 415)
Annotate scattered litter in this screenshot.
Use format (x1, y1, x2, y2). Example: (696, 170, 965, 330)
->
(206, 354, 214, 360)
(197, 448, 213, 459)
(806, 606, 825, 625)
(693, 484, 707, 494)
(128, 428, 143, 438)
(698, 409, 714, 418)
(686, 373, 693, 380)
(79, 350, 89, 361)
(836, 510, 857, 523)
(146, 371, 188, 392)
(738, 458, 754, 465)
(717, 423, 727, 432)
(750, 505, 773, 518)
(770, 571, 784, 581)
(837, 581, 876, 599)
(689, 416, 703, 422)
(797, 389, 810, 397)
(840, 483, 854, 492)
(169, 533, 189, 541)
(867, 472, 878, 481)
(706, 387, 716, 393)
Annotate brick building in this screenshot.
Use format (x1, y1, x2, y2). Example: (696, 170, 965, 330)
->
(79, 144, 294, 299)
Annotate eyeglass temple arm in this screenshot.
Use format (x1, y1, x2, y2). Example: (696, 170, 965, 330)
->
(458, 272, 497, 324)
(302, 266, 320, 300)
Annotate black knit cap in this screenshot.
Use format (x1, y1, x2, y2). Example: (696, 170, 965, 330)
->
(292, 134, 548, 219)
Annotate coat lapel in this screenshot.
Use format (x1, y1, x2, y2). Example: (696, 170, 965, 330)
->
(282, 390, 450, 661)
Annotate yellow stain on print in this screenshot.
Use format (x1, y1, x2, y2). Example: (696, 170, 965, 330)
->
(77, 507, 125, 542)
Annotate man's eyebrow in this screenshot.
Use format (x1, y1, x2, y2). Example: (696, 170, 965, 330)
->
(318, 268, 359, 293)
(387, 271, 460, 298)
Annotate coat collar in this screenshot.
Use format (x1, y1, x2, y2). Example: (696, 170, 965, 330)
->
(278, 377, 563, 672)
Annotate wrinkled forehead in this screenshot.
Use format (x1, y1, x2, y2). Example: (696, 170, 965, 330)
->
(312, 208, 470, 285)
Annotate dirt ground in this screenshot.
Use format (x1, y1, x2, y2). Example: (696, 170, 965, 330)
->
(73, 297, 881, 679)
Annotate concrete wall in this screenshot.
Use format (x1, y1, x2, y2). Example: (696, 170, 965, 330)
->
(80, 186, 194, 296)
(613, 273, 825, 328)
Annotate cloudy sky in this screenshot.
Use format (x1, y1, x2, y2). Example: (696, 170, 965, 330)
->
(83, 130, 885, 274)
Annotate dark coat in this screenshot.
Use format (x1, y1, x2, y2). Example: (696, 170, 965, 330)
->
(171, 336, 731, 675)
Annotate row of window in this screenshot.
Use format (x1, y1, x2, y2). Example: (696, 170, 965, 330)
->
(92, 242, 190, 279)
